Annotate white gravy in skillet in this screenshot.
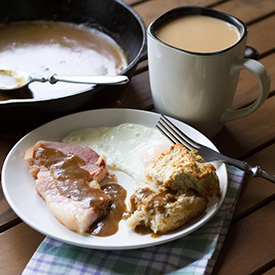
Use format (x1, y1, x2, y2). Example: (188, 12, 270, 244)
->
(0, 21, 127, 100)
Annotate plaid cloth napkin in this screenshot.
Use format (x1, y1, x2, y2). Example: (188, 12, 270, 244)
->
(22, 165, 244, 275)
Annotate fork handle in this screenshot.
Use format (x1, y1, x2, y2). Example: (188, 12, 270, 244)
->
(249, 165, 275, 183)
(225, 157, 275, 183)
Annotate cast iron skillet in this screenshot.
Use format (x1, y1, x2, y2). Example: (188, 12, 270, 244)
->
(0, 0, 147, 135)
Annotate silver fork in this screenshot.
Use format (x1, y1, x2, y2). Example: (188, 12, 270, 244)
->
(156, 115, 275, 183)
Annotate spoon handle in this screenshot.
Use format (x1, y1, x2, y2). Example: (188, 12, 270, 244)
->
(48, 74, 129, 85)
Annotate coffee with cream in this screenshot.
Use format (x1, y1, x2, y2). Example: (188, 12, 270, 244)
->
(156, 15, 241, 53)
(148, 6, 270, 137)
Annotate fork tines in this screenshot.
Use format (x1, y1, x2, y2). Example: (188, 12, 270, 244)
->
(156, 115, 200, 151)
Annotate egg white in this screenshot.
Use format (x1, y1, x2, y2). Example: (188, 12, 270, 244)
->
(62, 123, 172, 183)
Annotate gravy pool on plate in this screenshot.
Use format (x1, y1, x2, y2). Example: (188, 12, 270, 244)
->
(0, 21, 127, 100)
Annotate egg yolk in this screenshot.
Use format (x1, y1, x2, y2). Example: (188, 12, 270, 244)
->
(140, 144, 171, 167)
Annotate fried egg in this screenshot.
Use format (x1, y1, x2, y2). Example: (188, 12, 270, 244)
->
(62, 123, 172, 183)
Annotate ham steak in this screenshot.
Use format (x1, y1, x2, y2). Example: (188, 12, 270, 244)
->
(25, 141, 110, 234)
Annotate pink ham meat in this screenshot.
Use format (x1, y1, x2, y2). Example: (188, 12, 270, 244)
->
(25, 141, 110, 234)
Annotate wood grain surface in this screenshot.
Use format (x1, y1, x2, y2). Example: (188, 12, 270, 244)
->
(1, 0, 274, 274)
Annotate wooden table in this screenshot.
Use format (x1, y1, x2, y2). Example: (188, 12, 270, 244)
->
(1, 0, 274, 274)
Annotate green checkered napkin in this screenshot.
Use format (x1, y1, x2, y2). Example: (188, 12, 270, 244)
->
(22, 165, 244, 275)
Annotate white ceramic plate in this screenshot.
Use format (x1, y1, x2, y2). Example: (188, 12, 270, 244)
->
(2, 108, 227, 250)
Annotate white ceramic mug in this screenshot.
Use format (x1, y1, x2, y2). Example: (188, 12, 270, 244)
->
(147, 6, 270, 137)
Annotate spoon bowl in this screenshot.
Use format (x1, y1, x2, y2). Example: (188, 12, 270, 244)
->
(0, 70, 31, 90)
(0, 69, 129, 91)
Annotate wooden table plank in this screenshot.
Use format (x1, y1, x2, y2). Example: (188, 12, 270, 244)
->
(134, 0, 275, 28)
(214, 0, 275, 24)
(134, 0, 217, 27)
(247, 15, 275, 55)
(0, 187, 19, 231)
(232, 143, 275, 220)
(265, 267, 275, 275)
(212, 201, 275, 275)
(0, 1, 274, 274)
(213, 95, 275, 159)
(0, 222, 44, 275)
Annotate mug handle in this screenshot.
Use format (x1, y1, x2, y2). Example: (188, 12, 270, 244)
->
(220, 58, 270, 124)
(244, 46, 259, 60)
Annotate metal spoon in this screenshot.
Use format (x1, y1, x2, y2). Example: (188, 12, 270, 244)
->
(0, 69, 129, 91)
